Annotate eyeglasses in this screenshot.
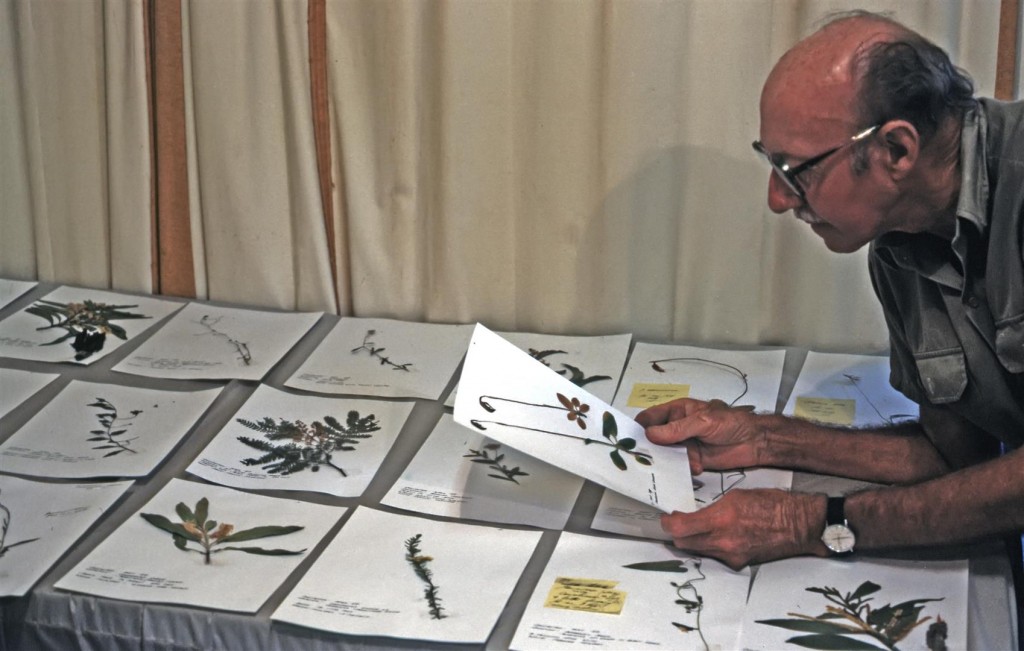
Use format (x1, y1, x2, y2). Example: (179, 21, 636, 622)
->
(752, 124, 880, 201)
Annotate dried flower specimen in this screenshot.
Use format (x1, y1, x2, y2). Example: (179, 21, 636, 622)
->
(0, 490, 39, 559)
(624, 558, 709, 650)
(86, 397, 142, 457)
(26, 299, 150, 360)
(141, 497, 305, 565)
(756, 580, 945, 650)
(236, 411, 381, 477)
(463, 442, 530, 484)
(472, 393, 652, 471)
(405, 533, 446, 619)
(195, 315, 252, 365)
(352, 330, 412, 371)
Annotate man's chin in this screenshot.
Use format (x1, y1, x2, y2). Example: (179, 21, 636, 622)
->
(810, 222, 866, 254)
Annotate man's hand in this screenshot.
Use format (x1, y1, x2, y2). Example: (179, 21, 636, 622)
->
(636, 397, 771, 474)
(661, 489, 827, 569)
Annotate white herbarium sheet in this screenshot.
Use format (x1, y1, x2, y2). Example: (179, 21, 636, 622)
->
(740, 556, 968, 651)
(510, 531, 751, 650)
(380, 413, 584, 530)
(0, 286, 183, 365)
(612, 342, 786, 416)
(112, 302, 323, 381)
(187, 384, 414, 497)
(0, 367, 60, 419)
(590, 466, 793, 541)
(285, 317, 474, 399)
(0, 278, 37, 312)
(454, 325, 695, 513)
(55, 478, 344, 613)
(0, 475, 133, 597)
(271, 506, 543, 643)
(0, 380, 221, 479)
(446, 330, 633, 406)
(783, 351, 919, 427)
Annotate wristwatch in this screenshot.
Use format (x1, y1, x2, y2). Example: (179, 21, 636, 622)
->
(820, 496, 856, 555)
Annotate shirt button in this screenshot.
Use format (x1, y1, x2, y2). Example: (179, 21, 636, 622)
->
(967, 297, 979, 308)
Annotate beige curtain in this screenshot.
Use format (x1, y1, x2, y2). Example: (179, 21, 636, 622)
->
(0, 0, 1010, 352)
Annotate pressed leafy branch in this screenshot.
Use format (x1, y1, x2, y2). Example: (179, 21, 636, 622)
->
(463, 442, 530, 483)
(625, 557, 709, 650)
(352, 329, 412, 371)
(195, 315, 251, 365)
(86, 397, 142, 457)
(649, 357, 750, 407)
(757, 581, 946, 651)
(405, 533, 446, 619)
(0, 489, 40, 558)
(26, 298, 150, 360)
(236, 411, 381, 477)
(141, 497, 305, 565)
(692, 470, 747, 505)
(528, 348, 612, 388)
(472, 393, 652, 471)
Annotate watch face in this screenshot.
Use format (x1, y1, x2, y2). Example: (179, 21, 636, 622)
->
(821, 523, 856, 554)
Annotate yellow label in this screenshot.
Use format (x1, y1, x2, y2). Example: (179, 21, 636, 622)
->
(794, 397, 855, 425)
(544, 577, 626, 615)
(627, 383, 690, 409)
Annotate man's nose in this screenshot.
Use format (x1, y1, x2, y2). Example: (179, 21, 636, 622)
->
(766, 172, 804, 214)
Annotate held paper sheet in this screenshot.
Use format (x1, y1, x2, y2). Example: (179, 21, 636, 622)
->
(380, 413, 584, 530)
(285, 317, 474, 399)
(55, 478, 343, 613)
(272, 506, 543, 643)
(187, 384, 414, 497)
(454, 325, 695, 514)
(112, 302, 322, 381)
(511, 531, 751, 650)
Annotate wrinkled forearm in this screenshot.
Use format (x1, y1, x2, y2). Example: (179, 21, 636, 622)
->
(758, 414, 950, 484)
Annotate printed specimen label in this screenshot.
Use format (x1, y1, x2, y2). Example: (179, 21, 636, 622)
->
(794, 397, 855, 426)
(626, 383, 690, 409)
(544, 577, 625, 615)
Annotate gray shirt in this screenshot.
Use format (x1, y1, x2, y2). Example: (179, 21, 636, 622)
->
(868, 98, 1024, 454)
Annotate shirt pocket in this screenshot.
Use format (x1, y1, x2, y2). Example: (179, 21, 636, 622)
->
(995, 313, 1024, 373)
(913, 347, 967, 404)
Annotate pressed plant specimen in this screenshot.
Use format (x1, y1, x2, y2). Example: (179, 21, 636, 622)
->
(86, 397, 143, 457)
(757, 580, 945, 650)
(472, 392, 652, 471)
(195, 315, 252, 365)
(141, 497, 305, 565)
(649, 356, 750, 407)
(0, 489, 40, 559)
(529, 348, 611, 388)
(404, 533, 446, 619)
(842, 374, 916, 425)
(236, 411, 381, 477)
(26, 298, 150, 360)
(624, 557, 709, 651)
(692, 469, 748, 505)
(351, 330, 412, 371)
(463, 442, 530, 483)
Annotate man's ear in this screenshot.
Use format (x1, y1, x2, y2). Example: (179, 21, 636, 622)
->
(878, 120, 919, 180)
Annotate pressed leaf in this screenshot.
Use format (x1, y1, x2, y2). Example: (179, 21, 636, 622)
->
(217, 546, 306, 556)
(850, 581, 883, 601)
(635, 455, 653, 466)
(556, 393, 574, 410)
(602, 411, 618, 442)
(610, 449, 627, 471)
(622, 560, 690, 573)
(175, 502, 194, 522)
(142, 513, 200, 541)
(194, 498, 209, 525)
(102, 450, 123, 458)
(618, 438, 636, 451)
(757, 619, 861, 635)
(218, 524, 304, 543)
(783, 633, 885, 650)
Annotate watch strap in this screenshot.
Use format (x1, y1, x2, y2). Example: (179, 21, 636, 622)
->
(826, 496, 846, 526)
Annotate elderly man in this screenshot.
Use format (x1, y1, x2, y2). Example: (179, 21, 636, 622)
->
(638, 11, 1024, 570)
